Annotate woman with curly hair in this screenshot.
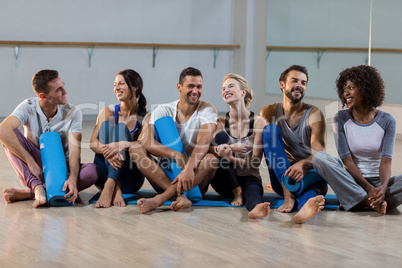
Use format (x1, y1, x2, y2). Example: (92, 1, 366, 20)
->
(90, 69, 147, 208)
(313, 65, 402, 214)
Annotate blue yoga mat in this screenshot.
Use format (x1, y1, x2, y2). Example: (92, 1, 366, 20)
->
(282, 158, 343, 195)
(154, 116, 202, 203)
(282, 169, 324, 195)
(40, 132, 72, 207)
(88, 190, 340, 209)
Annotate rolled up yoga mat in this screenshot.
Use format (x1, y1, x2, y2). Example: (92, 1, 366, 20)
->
(282, 169, 323, 195)
(39, 132, 72, 206)
(282, 159, 341, 195)
(154, 116, 202, 202)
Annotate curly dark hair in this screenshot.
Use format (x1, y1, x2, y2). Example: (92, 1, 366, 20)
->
(336, 65, 385, 109)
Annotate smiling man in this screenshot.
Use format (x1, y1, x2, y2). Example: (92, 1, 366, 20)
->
(0, 69, 98, 208)
(260, 65, 328, 223)
(129, 67, 218, 213)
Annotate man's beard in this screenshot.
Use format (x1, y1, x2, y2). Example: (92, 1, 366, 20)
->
(285, 87, 304, 104)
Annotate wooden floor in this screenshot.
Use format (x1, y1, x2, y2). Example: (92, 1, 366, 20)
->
(0, 121, 401, 267)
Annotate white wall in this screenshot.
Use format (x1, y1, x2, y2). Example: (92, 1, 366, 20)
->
(253, 0, 402, 137)
(265, 0, 402, 104)
(1, 0, 402, 138)
(0, 0, 235, 117)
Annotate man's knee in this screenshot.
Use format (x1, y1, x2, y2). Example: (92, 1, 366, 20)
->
(129, 142, 146, 160)
(199, 153, 218, 171)
(81, 163, 99, 184)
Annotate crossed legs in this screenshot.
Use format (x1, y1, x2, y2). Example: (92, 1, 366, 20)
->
(130, 145, 217, 213)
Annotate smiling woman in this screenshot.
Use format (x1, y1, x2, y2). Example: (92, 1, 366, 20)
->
(210, 73, 271, 219)
(316, 65, 402, 214)
(89, 69, 147, 208)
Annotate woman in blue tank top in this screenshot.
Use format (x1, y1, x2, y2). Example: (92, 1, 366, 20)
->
(90, 69, 147, 208)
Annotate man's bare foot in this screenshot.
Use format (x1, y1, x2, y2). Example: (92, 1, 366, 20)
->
(137, 196, 164, 214)
(171, 194, 192, 211)
(32, 185, 47, 208)
(231, 187, 243, 206)
(95, 179, 116, 208)
(293, 195, 325, 224)
(248, 202, 271, 219)
(278, 197, 296, 213)
(112, 181, 126, 207)
(278, 184, 296, 213)
(3, 187, 31, 203)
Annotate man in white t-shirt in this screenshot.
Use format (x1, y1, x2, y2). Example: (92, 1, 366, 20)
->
(0, 70, 98, 208)
(130, 67, 218, 213)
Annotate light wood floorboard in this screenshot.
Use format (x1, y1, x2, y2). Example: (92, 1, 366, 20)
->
(0, 121, 401, 267)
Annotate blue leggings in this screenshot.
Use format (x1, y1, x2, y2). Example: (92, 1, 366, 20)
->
(94, 121, 144, 194)
(262, 123, 327, 210)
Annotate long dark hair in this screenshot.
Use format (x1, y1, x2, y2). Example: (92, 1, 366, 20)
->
(117, 69, 147, 118)
(117, 69, 147, 135)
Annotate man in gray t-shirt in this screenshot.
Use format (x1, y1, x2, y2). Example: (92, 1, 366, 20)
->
(0, 69, 98, 208)
(261, 65, 328, 224)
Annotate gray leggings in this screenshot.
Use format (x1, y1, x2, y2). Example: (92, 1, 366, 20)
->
(313, 151, 402, 211)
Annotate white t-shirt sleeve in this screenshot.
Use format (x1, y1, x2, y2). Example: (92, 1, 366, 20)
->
(69, 107, 82, 133)
(198, 102, 218, 126)
(149, 101, 177, 124)
(11, 99, 31, 125)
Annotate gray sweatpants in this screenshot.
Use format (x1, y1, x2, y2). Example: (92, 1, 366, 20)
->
(312, 151, 402, 211)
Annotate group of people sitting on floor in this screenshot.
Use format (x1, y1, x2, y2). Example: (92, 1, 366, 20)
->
(1, 64, 401, 224)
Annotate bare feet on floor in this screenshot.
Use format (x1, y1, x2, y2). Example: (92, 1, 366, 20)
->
(95, 179, 116, 208)
(293, 195, 325, 224)
(278, 197, 296, 213)
(372, 201, 387, 215)
(171, 194, 192, 211)
(3, 187, 31, 203)
(231, 187, 243, 207)
(278, 185, 296, 213)
(32, 185, 47, 208)
(112, 181, 126, 207)
(248, 202, 271, 219)
(137, 196, 164, 214)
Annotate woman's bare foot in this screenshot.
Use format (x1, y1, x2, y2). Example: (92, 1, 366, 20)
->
(32, 185, 47, 208)
(248, 202, 271, 219)
(293, 195, 325, 224)
(231, 187, 243, 206)
(95, 179, 116, 208)
(137, 196, 164, 214)
(372, 200, 387, 215)
(112, 181, 126, 207)
(267, 183, 273, 191)
(3, 187, 31, 203)
(364, 198, 387, 215)
(171, 194, 192, 211)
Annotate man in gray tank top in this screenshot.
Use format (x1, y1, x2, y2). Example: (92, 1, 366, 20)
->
(260, 65, 328, 224)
